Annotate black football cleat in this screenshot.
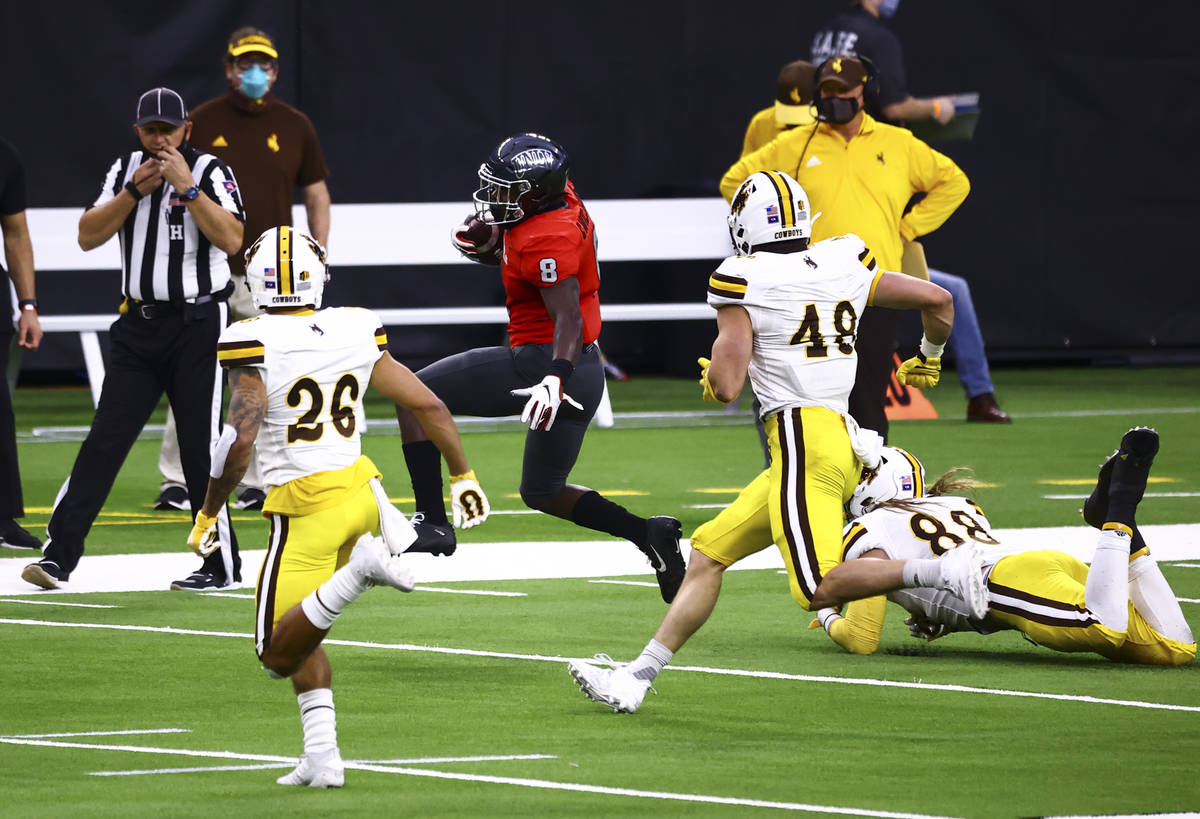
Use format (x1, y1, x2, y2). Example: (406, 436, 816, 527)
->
(170, 570, 235, 591)
(404, 513, 457, 557)
(1082, 427, 1157, 552)
(153, 485, 191, 511)
(641, 516, 685, 604)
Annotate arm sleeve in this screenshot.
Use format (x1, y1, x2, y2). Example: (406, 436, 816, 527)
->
(216, 323, 265, 369)
(90, 156, 126, 210)
(826, 595, 887, 654)
(516, 230, 581, 287)
(296, 114, 330, 187)
(870, 32, 909, 106)
(898, 140, 970, 241)
(200, 159, 246, 222)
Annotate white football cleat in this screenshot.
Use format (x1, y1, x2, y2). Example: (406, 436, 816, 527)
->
(938, 541, 988, 619)
(349, 534, 415, 592)
(276, 751, 345, 788)
(568, 655, 651, 714)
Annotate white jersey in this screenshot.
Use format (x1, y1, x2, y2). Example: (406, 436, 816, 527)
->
(217, 307, 387, 488)
(843, 495, 1010, 633)
(707, 234, 883, 417)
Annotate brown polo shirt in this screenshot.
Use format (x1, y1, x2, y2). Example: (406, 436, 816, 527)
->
(190, 92, 329, 275)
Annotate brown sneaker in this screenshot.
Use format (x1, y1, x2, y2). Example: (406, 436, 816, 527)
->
(966, 393, 1012, 423)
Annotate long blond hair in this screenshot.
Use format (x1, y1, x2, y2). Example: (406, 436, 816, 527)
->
(876, 466, 983, 513)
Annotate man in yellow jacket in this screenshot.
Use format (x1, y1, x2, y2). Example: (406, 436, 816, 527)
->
(721, 55, 968, 440)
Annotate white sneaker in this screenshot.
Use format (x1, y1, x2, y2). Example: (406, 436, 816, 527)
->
(938, 542, 988, 619)
(349, 534, 415, 592)
(276, 751, 345, 788)
(568, 655, 651, 714)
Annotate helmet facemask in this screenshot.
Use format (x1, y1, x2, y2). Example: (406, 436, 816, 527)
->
(473, 165, 533, 225)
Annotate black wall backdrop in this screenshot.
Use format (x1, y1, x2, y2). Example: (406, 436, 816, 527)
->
(2, 1, 1197, 376)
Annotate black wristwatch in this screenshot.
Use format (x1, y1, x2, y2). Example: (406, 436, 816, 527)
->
(18, 299, 38, 312)
(124, 181, 144, 201)
(178, 185, 200, 202)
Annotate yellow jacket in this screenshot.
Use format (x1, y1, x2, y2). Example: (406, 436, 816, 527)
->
(721, 114, 969, 272)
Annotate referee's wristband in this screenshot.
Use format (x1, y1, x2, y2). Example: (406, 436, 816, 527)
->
(124, 181, 144, 201)
(18, 299, 37, 313)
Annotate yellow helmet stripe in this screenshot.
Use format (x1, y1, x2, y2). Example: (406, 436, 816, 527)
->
(763, 171, 796, 228)
(894, 446, 925, 497)
(278, 228, 292, 295)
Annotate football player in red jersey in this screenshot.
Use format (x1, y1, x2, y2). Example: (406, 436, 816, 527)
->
(395, 133, 686, 603)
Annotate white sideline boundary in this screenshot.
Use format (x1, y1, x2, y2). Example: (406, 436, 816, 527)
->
(1, 524, 1198, 598)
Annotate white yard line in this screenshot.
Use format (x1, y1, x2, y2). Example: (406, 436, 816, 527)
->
(0, 735, 959, 818)
(5, 728, 190, 739)
(3, 616, 1197, 714)
(0, 598, 118, 608)
(413, 586, 527, 597)
(587, 579, 659, 589)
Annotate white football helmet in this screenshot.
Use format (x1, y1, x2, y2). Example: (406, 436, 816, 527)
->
(244, 226, 329, 310)
(727, 170, 812, 255)
(847, 445, 926, 518)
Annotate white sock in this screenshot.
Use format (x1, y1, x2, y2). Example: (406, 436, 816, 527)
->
(1129, 553, 1195, 645)
(297, 688, 339, 759)
(901, 558, 941, 589)
(625, 639, 673, 683)
(1085, 530, 1130, 632)
(300, 564, 371, 630)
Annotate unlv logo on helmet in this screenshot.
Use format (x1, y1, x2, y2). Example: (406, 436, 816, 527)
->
(511, 148, 556, 169)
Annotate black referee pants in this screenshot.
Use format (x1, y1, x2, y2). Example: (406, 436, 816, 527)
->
(847, 306, 899, 443)
(44, 301, 239, 580)
(0, 331, 23, 518)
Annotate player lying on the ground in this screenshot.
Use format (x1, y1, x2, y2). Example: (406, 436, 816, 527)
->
(565, 170, 989, 714)
(809, 428, 1195, 665)
(186, 226, 489, 788)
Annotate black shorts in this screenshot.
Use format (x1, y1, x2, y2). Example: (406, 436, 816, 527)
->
(416, 343, 603, 501)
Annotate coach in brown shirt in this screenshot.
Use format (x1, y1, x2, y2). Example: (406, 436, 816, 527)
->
(154, 26, 331, 513)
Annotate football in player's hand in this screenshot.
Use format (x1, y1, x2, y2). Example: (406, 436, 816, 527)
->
(451, 213, 503, 266)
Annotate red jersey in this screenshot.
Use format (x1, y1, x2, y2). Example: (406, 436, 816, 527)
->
(501, 183, 601, 346)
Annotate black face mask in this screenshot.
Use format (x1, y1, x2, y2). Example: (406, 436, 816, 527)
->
(815, 96, 860, 124)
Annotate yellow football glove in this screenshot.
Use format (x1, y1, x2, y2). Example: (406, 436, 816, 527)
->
(697, 357, 718, 403)
(187, 510, 219, 557)
(896, 353, 941, 389)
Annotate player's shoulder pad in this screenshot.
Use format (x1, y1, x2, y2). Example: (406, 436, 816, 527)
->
(217, 321, 265, 368)
(707, 256, 750, 305)
(813, 233, 876, 273)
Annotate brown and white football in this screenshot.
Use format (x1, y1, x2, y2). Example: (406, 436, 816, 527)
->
(452, 213, 504, 266)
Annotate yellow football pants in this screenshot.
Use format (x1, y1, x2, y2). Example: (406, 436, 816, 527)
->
(690, 406, 860, 609)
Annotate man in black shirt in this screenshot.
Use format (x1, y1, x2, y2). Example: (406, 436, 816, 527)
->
(22, 88, 246, 591)
(810, 0, 955, 126)
(0, 137, 44, 551)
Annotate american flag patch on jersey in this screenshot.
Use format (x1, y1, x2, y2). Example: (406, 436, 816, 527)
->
(765, 204, 780, 224)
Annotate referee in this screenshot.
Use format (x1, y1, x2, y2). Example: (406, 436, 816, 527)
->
(22, 87, 245, 591)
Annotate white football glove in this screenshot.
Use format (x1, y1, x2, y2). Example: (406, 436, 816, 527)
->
(511, 374, 583, 431)
(905, 614, 948, 642)
(187, 510, 219, 557)
(450, 469, 490, 529)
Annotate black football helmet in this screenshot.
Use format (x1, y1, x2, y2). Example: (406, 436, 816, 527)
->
(473, 133, 570, 225)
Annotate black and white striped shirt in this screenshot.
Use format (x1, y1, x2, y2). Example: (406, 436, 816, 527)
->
(91, 149, 245, 302)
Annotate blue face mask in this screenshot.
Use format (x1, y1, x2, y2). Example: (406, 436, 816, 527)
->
(239, 64, 270, 100)
(877, 0, 901, 18)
